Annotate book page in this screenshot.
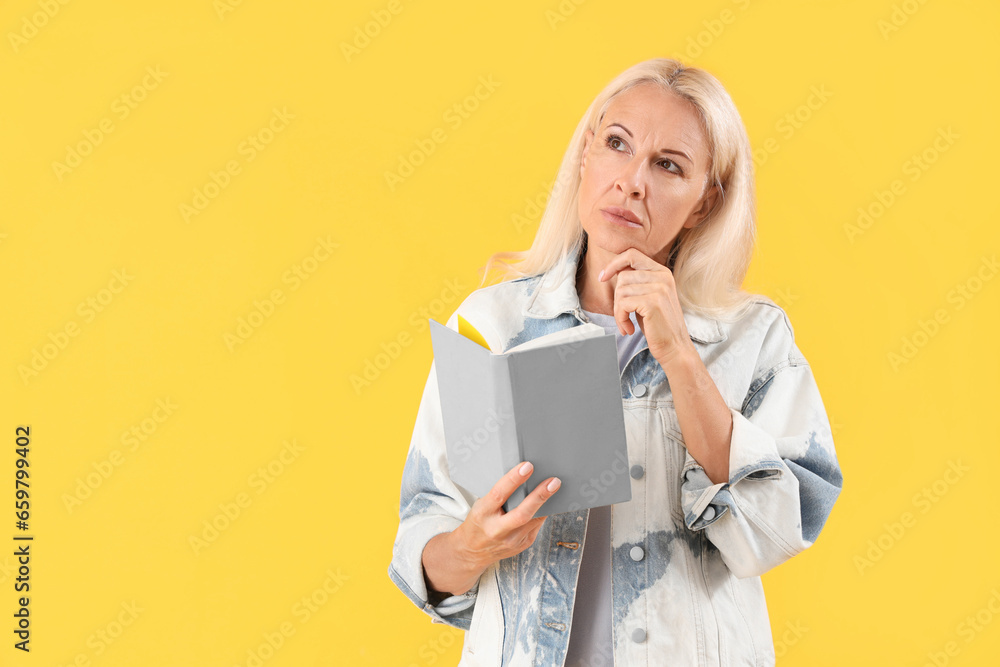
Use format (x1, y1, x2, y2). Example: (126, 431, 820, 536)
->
(457, 313, 492, 350)
(506, 322, 606, 354)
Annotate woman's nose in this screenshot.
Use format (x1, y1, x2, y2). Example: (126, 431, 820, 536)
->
(615, 164, 645, 199)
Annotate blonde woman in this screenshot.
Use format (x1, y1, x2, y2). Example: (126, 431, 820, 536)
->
(388, 58, 843, 666)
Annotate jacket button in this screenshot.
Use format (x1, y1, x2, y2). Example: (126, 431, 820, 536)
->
(633, 383, 647, 397)
(630, 464, 644, 480)
(629, 546, 644, 561)
(703, 505, 717, 521)
(632, 628, 646, 643)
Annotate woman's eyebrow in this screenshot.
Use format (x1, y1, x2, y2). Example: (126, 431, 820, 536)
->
(606, 122, 693, 164)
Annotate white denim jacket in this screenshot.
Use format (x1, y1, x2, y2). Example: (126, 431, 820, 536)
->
(388, 242, 843, 666)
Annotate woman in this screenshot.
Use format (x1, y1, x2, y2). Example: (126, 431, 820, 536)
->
(388, 58, 843, 666)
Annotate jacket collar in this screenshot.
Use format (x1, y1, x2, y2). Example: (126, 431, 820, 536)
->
(523, 242, 727, 345)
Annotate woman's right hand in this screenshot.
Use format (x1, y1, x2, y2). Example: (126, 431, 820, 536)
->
(456, 461, 561, 568)
(422, 461, 560, 598)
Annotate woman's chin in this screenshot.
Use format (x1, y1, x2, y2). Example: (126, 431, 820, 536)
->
(586, 228, 645, 256)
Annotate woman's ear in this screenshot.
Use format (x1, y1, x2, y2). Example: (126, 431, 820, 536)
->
(580, 129, 594, 177)
(685, 183, 721, 228)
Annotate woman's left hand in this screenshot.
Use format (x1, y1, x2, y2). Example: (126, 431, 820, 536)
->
(598, 247, 694, 367)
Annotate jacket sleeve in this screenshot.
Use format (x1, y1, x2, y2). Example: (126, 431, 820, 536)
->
(387, 314, 481, 630)
(679, 312, 843, 579)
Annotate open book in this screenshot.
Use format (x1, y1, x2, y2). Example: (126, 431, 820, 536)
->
(428, 315, 632, 517)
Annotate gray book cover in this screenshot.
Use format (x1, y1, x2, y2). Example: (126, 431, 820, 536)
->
(428, 317, 632, 517)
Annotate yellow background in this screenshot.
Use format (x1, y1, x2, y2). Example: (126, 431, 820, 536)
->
(2, 0, 997, 665)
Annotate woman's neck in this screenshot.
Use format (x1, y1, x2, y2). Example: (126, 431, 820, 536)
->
(576, 248, 616, 316)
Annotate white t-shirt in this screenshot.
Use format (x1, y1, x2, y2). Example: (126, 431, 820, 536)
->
(564, 309, 645, 667)
(583, 309, 647, 375)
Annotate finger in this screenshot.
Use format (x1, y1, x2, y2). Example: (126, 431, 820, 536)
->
(510, 516, 545, 548)
(619, 293, 660, 337)
(526, 516, 546, 542)
(614, 293, 640, 336)
(501, 476, 561, 527)
(614, 280, 666, 295)
(611, 270, 661, 286)
(513, 518, 546, 552)
(599, 247, 660, 283)
(486, 461, 535, 512)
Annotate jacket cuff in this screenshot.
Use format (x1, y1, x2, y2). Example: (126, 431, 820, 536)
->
(681, 407, 788, 531)
(387, 516, 478, 630)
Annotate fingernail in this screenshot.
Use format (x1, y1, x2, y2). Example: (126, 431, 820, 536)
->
(598, 269, 605, 280)
(519, 462, 532, 475)
(547, 478, 561, 492)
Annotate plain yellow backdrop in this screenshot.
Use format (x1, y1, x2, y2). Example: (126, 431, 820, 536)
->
(2, 0, 998, 665)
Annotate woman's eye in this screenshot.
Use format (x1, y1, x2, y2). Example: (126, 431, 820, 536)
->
(659, 159, 681, 175)
(605, 133, 682, 175)
(605, 134, 627, 152)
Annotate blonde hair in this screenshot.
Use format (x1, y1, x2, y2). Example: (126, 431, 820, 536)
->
(477, 58, 759, 322)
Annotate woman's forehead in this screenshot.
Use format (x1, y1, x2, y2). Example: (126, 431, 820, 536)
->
(600, 86, 710, 164)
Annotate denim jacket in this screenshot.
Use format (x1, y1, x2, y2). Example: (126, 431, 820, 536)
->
(388, 243, 843, 666)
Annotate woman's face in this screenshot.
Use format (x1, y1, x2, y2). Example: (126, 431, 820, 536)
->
(578, 81, 716, 266)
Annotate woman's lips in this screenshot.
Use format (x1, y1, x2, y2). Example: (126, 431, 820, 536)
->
(601, 208, 642, 228)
